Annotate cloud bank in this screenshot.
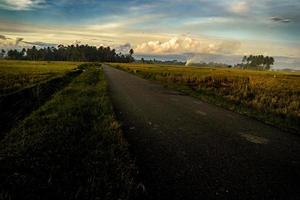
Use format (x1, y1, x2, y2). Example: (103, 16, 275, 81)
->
(23, 41, 57, 47)
(15, 37, 23, 45)
(0, 0, 46, 11)
(270, 16, 291, 23)
(0, 34, 57, 50)
(115, 43, 132, 54)
(0, 34, 9, 40)
(135, 36, 241, 55)
(229, 1, 249, 14)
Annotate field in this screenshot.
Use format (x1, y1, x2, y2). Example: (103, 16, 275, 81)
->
(0, 61, 82, 135)
(0, 60, 81, 95)
(110, 63, 300, 133)
(1, 60, 299, 199)
(0, 61, 136, 199)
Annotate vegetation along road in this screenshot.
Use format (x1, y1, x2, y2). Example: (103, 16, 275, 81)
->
(0, 64, 136, 200)
(104, 65, 300, 200)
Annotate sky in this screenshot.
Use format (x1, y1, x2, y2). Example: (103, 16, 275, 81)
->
(0, 0, 299, 67)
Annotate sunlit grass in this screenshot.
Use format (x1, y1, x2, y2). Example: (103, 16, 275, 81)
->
(0, 60, 82, 95)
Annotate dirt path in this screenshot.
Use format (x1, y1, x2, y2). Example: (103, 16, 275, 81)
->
(104, 65, 300, 200)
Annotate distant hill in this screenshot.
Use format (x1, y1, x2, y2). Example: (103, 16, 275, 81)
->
(273, 68, 300, 73)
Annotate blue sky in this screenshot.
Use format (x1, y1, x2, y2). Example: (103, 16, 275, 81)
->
(0, 0, 299, 66)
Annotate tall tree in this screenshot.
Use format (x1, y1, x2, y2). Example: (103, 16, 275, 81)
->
(242, 55, 247, 64)
(0, 49, 5, 58)
(241, 55, 275, 70)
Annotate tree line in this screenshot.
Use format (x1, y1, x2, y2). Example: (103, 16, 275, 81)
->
(1, 45, 135, 63)
(240, 55, 274, 70)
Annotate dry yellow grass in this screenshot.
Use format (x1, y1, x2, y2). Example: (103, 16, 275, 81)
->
(0, 60, 81, 95)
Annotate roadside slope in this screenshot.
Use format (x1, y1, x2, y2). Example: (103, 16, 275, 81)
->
(0, 69, 82, 136)
(104, 65, 300, 200)
(0, 65, 136, 200)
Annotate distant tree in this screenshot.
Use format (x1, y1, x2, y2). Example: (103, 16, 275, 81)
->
(265, 56, 274, 70)
(7, 49, 25, 60)
(242, 55, 247, 64)
(4, 44, 137, 63)
(127, 49, 134, 63)
(141, 57, 145, 63)
(129, 49, 134, 56)
(27, 46, 38, 60)
(0, 49, 5, 58)
(21, 48, 26, 57)
(240, 55, 274, 70)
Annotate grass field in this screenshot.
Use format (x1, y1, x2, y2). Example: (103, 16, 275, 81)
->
(0, 63, 136, 200)
(110, 63, 300, 133)
(0, 60, 81, 95)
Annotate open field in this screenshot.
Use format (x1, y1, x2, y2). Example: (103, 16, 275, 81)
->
(0, 60, 81, 95)
(110, 63, 300, 132)
(0, 63, 136, 199)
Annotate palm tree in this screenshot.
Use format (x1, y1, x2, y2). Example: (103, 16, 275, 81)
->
(129, 49, 134, 56)
(247, 55, 253, 66)
(242, 55, 247, 64)
(0, 49, 5, 58)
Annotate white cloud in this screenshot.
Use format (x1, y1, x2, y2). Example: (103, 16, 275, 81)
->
(0, 34, 8, 40)
(135, 36, 241, 55)
(270, 16, 291, 23)
(229, 1, 249, 14)
(0, 20, 299, 59)
(115, 43, 132, 53)
(87, 23, 123, 30)
(15, 37, 23, 45)
(23, 41, 57, 47)
(0, 0, 46, 10)
(0, 36, 25, 50)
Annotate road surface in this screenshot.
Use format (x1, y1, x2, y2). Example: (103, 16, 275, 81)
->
(103, 65, 300, 200)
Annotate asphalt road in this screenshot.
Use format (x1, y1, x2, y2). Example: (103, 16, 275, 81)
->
(103, 65, 300, 200)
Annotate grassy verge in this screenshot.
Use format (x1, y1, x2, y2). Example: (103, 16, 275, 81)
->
(0, 69, 82, 136)
(0, 64, 136, 200)
(110, 63, 300, 133)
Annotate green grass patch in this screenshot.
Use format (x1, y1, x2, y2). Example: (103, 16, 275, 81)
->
(110, 63, 300, 133)
(0, 64, 136, 200)
(0, 60, 81, 95)
(0, 69, 82, 136)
